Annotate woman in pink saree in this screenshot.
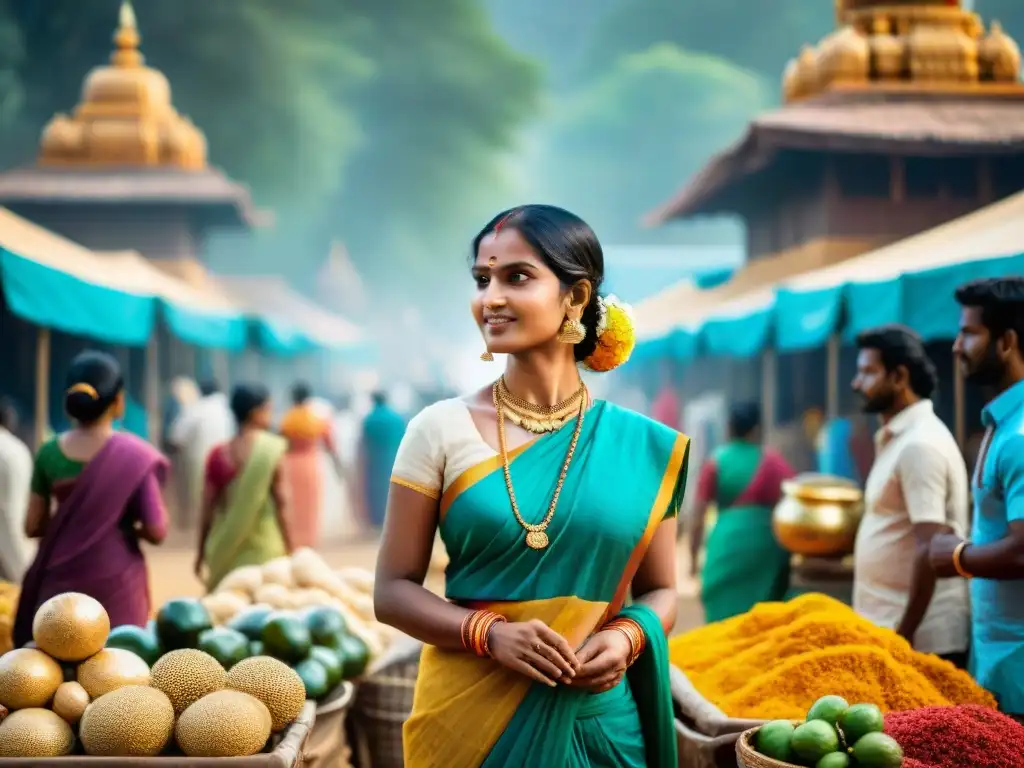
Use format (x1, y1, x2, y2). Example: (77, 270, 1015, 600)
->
(279, 382, 337, 549)
(14, 351, 168, 644)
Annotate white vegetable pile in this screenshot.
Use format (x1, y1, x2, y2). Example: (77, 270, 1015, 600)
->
(201, 548, 394, 658)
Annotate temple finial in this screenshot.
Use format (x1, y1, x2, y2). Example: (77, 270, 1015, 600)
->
(112, 0, 142, 66)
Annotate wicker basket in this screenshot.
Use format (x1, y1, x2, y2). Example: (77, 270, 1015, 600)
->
(735, 723, 805, 768)
(349, 635, 422, 768)
(305, 682, 357, 768)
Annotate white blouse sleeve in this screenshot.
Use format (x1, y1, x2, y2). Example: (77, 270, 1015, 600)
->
(390, 405, 445, 500)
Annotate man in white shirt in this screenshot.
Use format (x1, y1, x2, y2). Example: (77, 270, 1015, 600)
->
(167, 379, 235, 529)
(851, 325, 970, 664)
(0, 398, 34, 581)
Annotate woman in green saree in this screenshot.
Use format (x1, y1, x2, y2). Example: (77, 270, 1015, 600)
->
(689, 402, 794, 623)
(195, 383, 293, 591)
(375, 205, 688, 767)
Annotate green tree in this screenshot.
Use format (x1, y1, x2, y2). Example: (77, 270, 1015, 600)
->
(323, 0, 543, 294)
(540, 44, 771, 244)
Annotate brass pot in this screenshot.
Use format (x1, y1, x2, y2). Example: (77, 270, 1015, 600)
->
(772, 473, 864, 557)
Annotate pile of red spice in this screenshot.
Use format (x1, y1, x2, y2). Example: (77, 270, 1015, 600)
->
(885, 704, 1024, 768)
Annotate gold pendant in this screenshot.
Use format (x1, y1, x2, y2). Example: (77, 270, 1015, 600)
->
(525, 531, 549, 549)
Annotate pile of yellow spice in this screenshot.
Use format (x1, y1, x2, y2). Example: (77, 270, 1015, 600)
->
(669, 593, 996, 720)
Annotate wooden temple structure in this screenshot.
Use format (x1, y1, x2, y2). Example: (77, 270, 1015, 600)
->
(642, 0, 1024, 441)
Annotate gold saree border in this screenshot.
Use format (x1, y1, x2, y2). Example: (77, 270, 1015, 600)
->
(438, 439, 535, 520)
(602, 433, 690, 623)
(389, 475, 440, 500)
(402, 595, 609, 768)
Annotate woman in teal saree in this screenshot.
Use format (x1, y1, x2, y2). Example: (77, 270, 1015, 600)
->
(689, 402, 794, 623)
(375, 205, 688, 767)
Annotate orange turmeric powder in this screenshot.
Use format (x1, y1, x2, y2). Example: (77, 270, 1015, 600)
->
(669, 593, 996, 720)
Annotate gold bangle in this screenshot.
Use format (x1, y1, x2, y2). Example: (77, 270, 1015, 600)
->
(952, 541, 973, 579)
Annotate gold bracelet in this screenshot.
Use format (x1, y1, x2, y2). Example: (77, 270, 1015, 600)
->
(952, 541, 973, 579)
(604, 617, 646, 666)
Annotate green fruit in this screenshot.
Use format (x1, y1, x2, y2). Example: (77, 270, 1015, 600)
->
(261, 614, 312, 664)
(304, 607, 347, 647)
(228, 605, 276, 641)
(294, 658, 331, 701)
(155, 599, 212, 651)
(106, 625, 162, 667)
(838, 703, 885, 744)
(308, 646, 343, 690)
(333, 633, 370, 679)
(198, 627, 250, 670)
(791, 720, 841, 764)
(754, 720, 795, 761)
(806, 695, 850, 726)
(817, 753, 850, 768)
(249, 640, 264, 657)
(850, 732, 904, 768)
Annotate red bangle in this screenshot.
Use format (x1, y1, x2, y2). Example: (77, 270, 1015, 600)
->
(460, 610, 507, 657)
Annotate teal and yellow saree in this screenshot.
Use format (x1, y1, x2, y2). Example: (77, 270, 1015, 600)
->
(403, 401, 688, 767)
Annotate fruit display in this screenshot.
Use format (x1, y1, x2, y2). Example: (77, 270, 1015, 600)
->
(752, 695, 904, 767)
(202, 547, 394, 662)
(0, 582, 18, 655)
(0, 591, 309, 758)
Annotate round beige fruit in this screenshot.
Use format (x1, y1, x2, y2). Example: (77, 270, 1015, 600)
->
(77, 648, 150, 698)
(0, 648, 63, 710)
(32, 592, 110, 662)
(79, 685, 174, 757)
(0, 708, 74, 757)
(52, 681, 90, 724)
(176, 690, 272, 757)
(150, 648, 226, 714)
(227, 656, 305, 732)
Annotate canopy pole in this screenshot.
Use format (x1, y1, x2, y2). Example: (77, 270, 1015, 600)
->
(214, 351, 230, 390)
(826, 335, 840, 421)
(954, 355, 965, 450)
(145, 335, 160, 446)
(761, 350, 777, 438)
(34, 327, 51, 450)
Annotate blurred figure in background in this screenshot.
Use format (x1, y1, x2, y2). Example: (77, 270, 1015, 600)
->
(690, 401, 795, 622)
(280, 382, 339, 548)
(359, 390, 406, 529)
(167, 379, 233, 530)
(0, 397, 33, 581)
(15, 351, 168, 643)
(650, 364, 681, 431)
(197, 383, 292, 590)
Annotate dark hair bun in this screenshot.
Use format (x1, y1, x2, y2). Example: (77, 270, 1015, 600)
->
(231, 383, 271, 425)
(64, 350, 123, 425)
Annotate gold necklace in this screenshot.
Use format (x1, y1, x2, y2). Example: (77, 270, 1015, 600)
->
(492, 381, 587, 549)
(496, 377, 585, 434)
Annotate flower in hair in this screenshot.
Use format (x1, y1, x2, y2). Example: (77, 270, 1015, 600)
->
(583, 294, 635, 372)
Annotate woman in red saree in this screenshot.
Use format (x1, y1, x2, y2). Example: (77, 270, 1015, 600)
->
(14, 351, 168, 644)
(279, 382, 337, 549)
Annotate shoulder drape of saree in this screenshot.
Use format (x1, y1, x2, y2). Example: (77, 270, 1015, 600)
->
(14, 434, 167, 646)
(403, 404, 688, 768)
(203, 431, 287, 590)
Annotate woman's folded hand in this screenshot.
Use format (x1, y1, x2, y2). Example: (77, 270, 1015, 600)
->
(487, 619, 581, 687)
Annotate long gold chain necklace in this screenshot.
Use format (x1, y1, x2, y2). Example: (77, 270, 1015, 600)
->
(492, 381, 587, 550)
(496, 376, 585, 434)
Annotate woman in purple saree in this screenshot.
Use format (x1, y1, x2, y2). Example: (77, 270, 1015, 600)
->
(14, 351, 168, 645)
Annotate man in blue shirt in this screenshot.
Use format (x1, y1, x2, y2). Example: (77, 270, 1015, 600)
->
(931, 277, 1024, 716)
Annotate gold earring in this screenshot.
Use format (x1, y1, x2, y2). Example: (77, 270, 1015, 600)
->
(557, 317, 586, 345)
(480, 350, 494, 362)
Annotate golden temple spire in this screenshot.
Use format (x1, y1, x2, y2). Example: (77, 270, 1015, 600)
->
(111, 1, 142, 68)
(36, 0, 208, 169)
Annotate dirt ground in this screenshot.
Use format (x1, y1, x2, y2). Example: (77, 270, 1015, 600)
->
(145, 530, 706, 636)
